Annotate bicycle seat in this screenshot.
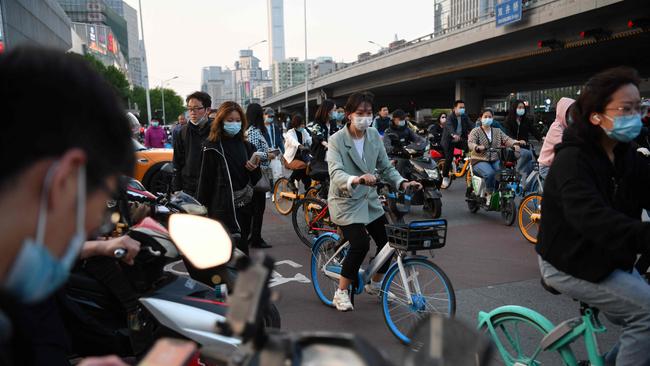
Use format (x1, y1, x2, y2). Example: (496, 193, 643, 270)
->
(540, 278, 561, 295)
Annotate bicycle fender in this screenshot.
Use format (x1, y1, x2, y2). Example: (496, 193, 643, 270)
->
(477, 305, 555, 332)
(311, 232, 340, 249)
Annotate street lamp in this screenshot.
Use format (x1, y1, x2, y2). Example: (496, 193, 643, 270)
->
(247, 39, 267, 50)
(368, 40, 387, 50)
(304, 0, 308, 120)
(138, 0, 152, 123)
(161, 76, 178, 124)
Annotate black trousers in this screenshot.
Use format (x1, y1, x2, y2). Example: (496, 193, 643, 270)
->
(235, 202, 253, 256)
(249, 188, 268, 245)
(442, 140, 468, 177)
(340, 215, 391, 281)
(289, 168, 311, 188)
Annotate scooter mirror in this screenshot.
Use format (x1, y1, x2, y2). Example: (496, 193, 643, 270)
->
(168, 214, 232, 268)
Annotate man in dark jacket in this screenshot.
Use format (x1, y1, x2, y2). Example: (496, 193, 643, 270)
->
(503, 103, 543, 181)
(372, 106, 391, 135)
(172, 92, 212, 197)
(441, 100, 472, 188)
(384, 109, 425, 176)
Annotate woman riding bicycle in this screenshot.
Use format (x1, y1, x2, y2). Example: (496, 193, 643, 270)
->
(537, 67, 650, 366)
(467, 108, 524, 203)
(326, 91, 421, 311)
(283, 114, 312, 192)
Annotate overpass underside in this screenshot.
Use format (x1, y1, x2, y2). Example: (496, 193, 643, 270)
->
(267, 0, 650, 115)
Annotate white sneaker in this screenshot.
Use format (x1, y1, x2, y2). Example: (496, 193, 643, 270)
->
(365, 281, 397, 302)
(333, 289, 354, 311)
(441, 177, 450, 189)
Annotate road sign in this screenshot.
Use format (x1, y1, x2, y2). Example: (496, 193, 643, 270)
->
(496, 0, 522, 27)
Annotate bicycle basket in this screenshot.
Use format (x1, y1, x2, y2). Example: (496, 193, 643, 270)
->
(386, 219, 447, 251)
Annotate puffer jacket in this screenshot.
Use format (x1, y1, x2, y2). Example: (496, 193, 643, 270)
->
(538, 97, 575, 167)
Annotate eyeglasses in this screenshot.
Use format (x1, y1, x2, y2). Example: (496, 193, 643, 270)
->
(186, 107, 205, 113)
(605, 104, 648, 116)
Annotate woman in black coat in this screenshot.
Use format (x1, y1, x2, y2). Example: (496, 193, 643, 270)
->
(537, 67, 650, 365)
(197, 101, 262, 255)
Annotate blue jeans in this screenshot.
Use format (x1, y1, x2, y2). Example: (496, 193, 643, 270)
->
(517, 148, 534, 178)
(538, 164, 550, 180)
(539, 257, 650, 366)
(473, 161, 500, 193)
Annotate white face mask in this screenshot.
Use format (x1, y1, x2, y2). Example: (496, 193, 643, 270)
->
(352, 115, 372, 131)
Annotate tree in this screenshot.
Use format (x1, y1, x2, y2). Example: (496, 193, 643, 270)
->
(80, 54, 131, 105)
(132, 86, 184, 124)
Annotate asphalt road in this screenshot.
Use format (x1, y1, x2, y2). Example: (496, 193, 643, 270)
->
(249, 178, 621, 365)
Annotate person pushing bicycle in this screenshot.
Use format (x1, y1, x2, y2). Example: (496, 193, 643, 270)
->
(326, 91, 421, 311)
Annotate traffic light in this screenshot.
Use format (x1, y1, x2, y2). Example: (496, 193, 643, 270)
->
(537, 39, 564, 50)
(628, 18, 650, 31)
(579, 28, 612, 40)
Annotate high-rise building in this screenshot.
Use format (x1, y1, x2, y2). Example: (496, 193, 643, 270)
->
(271, 57, 309, 93)
(201, 66, 234, 108)
(253, 82, 273, 102)
(434, 0, 494, 33)
(234, 50, 265, 107)
(58, 0, 129, 58)
(267, 0, 286, 66)
(0, 0, 72, 52)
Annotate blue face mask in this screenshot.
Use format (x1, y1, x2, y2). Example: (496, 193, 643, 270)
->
(397, 120, 406, 127)
(458, 108, 465, 115)
(224, 121, 242, 136)
(265, 117, 274, 124)
(3, 163, 87, 304)
(602, 113, 643, 143)
(481, 118, 493, 126)
(151, 121, 159, 127)
(516, 108, 526, 117)
(296, 127, 304, 133)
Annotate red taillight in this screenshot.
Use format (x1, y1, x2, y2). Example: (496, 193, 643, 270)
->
(579, 31, 586, 38)
(184, 296, 228, 307)
(537, 40, 543, 48)
(628, 20, 634, 28)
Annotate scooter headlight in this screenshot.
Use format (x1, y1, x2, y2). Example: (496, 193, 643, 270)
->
(425, 169, 440, 180)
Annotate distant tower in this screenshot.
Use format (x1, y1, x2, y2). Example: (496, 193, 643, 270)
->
(267, 0, 286, 66)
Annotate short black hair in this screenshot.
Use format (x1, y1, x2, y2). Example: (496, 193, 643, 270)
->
(186, 91, 211, 109)
(344, 91, 375, 115)
(0, 47, 134, 192)
(291, 114, 304, 129)
(567, 66, 641, 145)
(392, 109, 406, 119)
(453, 100, 465, 107)
(246, 103, 265, 130)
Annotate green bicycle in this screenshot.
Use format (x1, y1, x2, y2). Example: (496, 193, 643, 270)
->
(478, 280, 608, 365)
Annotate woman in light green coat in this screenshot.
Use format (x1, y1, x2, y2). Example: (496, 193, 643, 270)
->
(326, 91, 422, 311)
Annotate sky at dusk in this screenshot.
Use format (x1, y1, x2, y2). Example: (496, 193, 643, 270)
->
(123, 0, 437, 99)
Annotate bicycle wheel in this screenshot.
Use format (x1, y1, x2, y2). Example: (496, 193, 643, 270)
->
(310, 236, 348, 307)
(481, 312, 571, 365)
(381, 258, 456, 344)
(292, 197, 337, 248)
(305, 186, 319, 200)
(502, 197, 516, 226)
(273, 177, 294, 215)
(518, 193, 542, 244)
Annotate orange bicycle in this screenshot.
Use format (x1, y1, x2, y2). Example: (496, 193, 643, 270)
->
(437, 148, 472, 189)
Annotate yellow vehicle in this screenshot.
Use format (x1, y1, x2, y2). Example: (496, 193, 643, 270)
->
(132, 139, 173, 193)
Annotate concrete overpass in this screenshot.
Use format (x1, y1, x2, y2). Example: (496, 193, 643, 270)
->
(263, 0, 650, 115)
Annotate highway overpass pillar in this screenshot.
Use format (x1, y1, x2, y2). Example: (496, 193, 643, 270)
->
(455, 79, 484, 115)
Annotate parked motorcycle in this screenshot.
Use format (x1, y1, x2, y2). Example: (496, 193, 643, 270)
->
(61, 182, 280, 361)
(465, 147, 518, 226)
(386, 134, 443, 218)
